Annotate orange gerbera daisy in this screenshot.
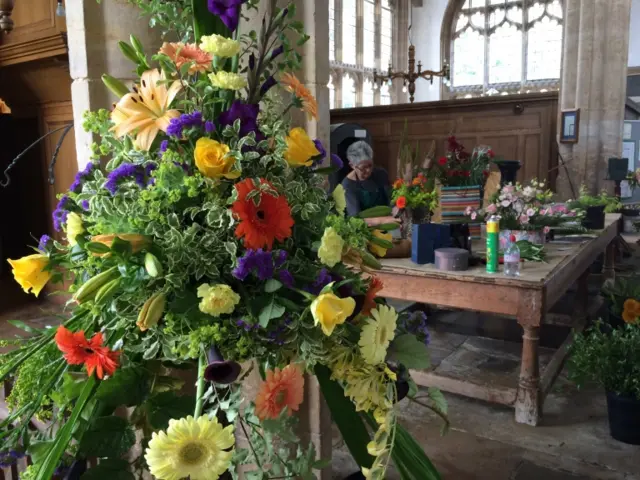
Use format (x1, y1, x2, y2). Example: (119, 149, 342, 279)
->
(279, 73, 318, 120)
(622, 298, 640, 324)
(55, 326, 121, 379)
(159, 42, 213, 74)
(362, 277, 384, 316)
(231, 178, 294, 251)
(255, 364, 305, 421)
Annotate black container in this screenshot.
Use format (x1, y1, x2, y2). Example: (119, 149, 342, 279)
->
(582, 205, 606, 230)
(606, 391, 640, 445)
(494, 160, 522, 187)
(607, 157, 629, 182)
(605, 308, 625, 330)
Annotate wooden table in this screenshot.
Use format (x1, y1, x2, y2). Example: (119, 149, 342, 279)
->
(379, 214, 620, 426)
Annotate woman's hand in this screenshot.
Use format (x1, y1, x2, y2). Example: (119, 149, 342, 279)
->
(364, 216, 400, 227)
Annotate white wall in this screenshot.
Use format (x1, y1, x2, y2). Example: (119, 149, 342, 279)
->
(630, 0, 640, 66)
(410, 0, 449, 102)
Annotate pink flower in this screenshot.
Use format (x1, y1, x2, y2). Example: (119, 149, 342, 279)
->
(543, 226, 551, 234)
(519, 215, 529, 225)
(526, 208, 536, 217)
(465, 206, 473, 216)
(501, 199, 511, 207)
(503, 185, 515, 194)
(486, 203, 497, 214)
(471, 212, 477, 220)
(552, 204, 568, 214)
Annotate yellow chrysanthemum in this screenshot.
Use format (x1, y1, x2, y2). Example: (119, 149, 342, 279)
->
(310, 292, 356, 336)
(208, 71, 247, 91)
(368, 230, 392, 258)
(66, 212, 85, 246)
(7, 254, 52, 297)
(359, 305, 398, 365)
(145, 415, 234, 480)
(200, 34, 241, 57)
(318, 227, 345, 268)
(332, 184, 347, 215)
(197, 284, 240, 317)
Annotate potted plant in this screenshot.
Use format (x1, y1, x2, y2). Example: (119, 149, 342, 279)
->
(568, 322, 640, 445)
(601, 275, 640, 328)
(465, 179, 583, 246)
(567, 187, 621, 230)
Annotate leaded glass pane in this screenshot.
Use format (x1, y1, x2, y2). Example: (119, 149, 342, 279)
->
(489, 23, 522, 84)
(453, 29, 485, 86)
(342, 75, 356, 108)
(363, 0, 376, 69)
(527, 16, 562, 80)
(342, 0, 357, 64)
(363, 79, 375, 106)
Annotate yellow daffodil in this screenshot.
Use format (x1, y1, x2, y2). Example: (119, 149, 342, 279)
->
(194, 138, 239, 179)
(0, 98, 11, 114)
(368, 230, 393, 258)
(200, 34, 241, 57)
(145, 415, 234, 480)
(208, 71, 247, 91)
(7, 254, 52, 297)
(318, 227, 345, 268)
(65, 212, 85, 247)
(310, 292, 355, 336)
(197, 284, 240, 317)
(111, 69, 182, 151)
(332, 184, 347, 215)
(359, 305, 398, 365)
(284, 127, 320, 167)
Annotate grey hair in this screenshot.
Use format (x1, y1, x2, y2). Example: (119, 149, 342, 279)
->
(346, 141, 373, 166)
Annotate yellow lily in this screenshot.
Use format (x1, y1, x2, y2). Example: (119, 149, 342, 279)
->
(111, 69, 182, 151)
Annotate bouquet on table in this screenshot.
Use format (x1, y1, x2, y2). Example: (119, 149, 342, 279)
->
(431, 136, 493, 187)
(1, 1, 445, 479)
(392, 173, 439, 225)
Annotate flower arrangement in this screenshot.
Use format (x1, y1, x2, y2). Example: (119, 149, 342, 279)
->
(567, 186, 622, 214)
(601, 275, 640, 320)
(431, 136, 493, 187)
(0, 2, 445, 479)
(465, 179, 580, 232)
(392, 174, 439, 216)
(626, 168, 640, 190)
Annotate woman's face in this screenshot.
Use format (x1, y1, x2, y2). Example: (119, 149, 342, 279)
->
(352, 160, 374, 180)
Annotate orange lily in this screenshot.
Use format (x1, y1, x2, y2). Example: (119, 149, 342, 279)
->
(111, 69, 182, 151)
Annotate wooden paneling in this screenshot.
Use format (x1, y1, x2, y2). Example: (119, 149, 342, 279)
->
(330, 92, 559, 188)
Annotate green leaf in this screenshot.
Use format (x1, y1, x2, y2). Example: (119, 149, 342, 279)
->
(369, 236, 394, 249)
(427, 387, 448, 416)
(315, 365, 372, 469)
(85, 242, 112, 254)
(110, 236, 132, 255)
(262, 418, 298, 443)
(60, 373, 86, 402)
(258, 297, 285, 328)
(81, 458, 134, 480)
(358, 206, 393, 218)
(28, 441, 54, 465)
(388, 334, 431, 370)
(408, 378, 418, 398)
(264, 279, 283, 293)
(375, 222, 401, 231)
(78, 416, 135, 458)
(146, 392, 195, 430)
(7, 320, 43, 334)
(96, 366, 151, 407)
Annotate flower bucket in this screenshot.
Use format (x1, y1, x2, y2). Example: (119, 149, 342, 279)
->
(440, 185, 482, 239)
(582, 205, 606, 230)
(499, 229, 545, 249)
(606, 391, 640, 445)
(412, 223, 451, 264)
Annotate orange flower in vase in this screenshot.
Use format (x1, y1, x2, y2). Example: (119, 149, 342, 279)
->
(255, 364, 305, 420)
(622, 299, 640, 324)
(362, 277, 384, 316)
(159, 42, 213, 75)
(396, 196, 407, 209)
(55, 326, 121, 379)
(280, 73, 318, 120)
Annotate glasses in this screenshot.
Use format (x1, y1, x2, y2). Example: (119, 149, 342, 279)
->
(354, 162, 373, 173)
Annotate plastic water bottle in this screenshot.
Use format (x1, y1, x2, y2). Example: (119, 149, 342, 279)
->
(504, 234, 520, 277)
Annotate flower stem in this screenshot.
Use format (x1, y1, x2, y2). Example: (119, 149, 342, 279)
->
(194, 352, 206, 418)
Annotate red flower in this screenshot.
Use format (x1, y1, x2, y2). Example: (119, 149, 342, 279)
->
(396, 196, 407, 209)
(483, 170, 490, 177)
(464, 171, 471, 177)
(487, 149, 495, 158)
(438, 157, 447, 166)
(55, 326, 120, 379)
(231, 178, 294, 250)
(362, 277, 384, 316)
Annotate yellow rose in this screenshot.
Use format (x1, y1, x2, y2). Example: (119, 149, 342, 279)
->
(208, 71, 247, 91)
(284, 127, 320, 168)
(368, 230, 393, 258)
(332, 184, 347, 215)
(7, 254, 52, 297)
(197, 283, 241, 317)
(318, 227, 345, 267)
(194, 137, 239, 179)
(66, 212, 85, 246)
(311, 293, 356, 336)
(200, 34, 241, 57)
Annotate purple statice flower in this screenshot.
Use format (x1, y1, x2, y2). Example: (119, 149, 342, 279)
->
(159, 140, 169, 155)
(167, 111, 207, 138)
(104, 163, 145, 195)
(331, 153, 344, 170)
(52, 195, 70, 231)
(218, 100, 263, 140)
(207, 0, 247, 31)
(279, 270, 294, 288)
(81, 200, 90, 211)
(167, 118, 183, 137)
(260, 76, 277, 97)
(274, 250, 287, 268)
(205, 121, 215, 134)
(270, 45, 284, 60)
(402, 310, 431, 346)
(232, 249, 274, 281)
(236, 319, 258, 332)
(69, 162, 96, 193)
(38, 234, 52, 252)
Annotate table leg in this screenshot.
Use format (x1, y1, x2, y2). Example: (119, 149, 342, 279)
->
(603, 241, 615, 281)
(572, 269, 589, 323)
(515, 325, 541, 426)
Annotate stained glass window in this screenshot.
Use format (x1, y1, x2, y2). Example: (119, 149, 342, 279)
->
(449, 0, 564, 98)
(329, 0, 399, 108)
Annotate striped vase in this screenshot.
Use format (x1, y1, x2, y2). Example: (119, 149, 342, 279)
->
(440, 185, 482, 239)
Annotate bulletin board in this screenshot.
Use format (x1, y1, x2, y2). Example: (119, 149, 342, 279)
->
(622, 121, 640, 201)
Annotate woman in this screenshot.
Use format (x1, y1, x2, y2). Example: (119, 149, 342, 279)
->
(341, 141, 396, 226)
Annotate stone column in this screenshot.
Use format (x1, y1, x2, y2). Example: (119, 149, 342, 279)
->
(556, 0, 632, 197)
(66, 0, 162, 169)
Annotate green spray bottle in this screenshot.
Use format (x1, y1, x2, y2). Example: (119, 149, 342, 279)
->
(486, 215, 499, 273)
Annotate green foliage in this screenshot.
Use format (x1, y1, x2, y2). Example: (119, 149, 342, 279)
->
(127, 0, 194, 41)
(569, 186, 622, 213)
(78, 416, 136, 458)
(391, 177, 439, 212)
(81, 459, 135, 480)
(144, 392, 196, 430)
(601, 275, 640, 315)
(568, 322, 640, 399)
(326, 214, 371, 250)
(387, 334, 431, 370)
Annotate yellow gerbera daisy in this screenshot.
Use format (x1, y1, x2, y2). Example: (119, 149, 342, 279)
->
(359, 305, 398, 365)
(145, 415, 234, 480)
